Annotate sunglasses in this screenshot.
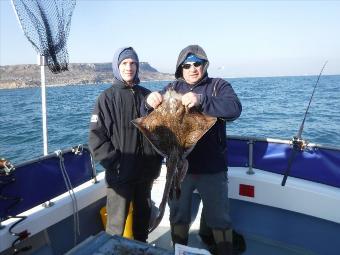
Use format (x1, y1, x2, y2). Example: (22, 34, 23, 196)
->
(182, 62, 203, 69)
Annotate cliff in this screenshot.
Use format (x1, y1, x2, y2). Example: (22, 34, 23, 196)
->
(0, 62, 174, 89)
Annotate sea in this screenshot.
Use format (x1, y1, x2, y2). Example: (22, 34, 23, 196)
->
(0, 75, 339, 164)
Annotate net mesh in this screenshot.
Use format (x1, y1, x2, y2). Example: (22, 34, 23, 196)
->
(12, 0, 76, 73)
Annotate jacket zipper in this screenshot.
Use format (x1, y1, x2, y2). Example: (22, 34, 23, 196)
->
(130, 88, 144, 156)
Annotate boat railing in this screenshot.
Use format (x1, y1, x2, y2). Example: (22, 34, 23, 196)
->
(226, 135, 340, 189)
(0, 144, 97, 223)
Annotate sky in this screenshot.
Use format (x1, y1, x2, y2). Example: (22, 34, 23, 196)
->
(0, 0, 339, 78)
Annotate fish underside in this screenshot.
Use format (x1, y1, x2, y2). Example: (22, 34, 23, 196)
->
(132, 89, 216, 232)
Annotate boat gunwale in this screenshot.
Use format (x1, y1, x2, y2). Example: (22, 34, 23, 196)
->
(227, 135, 340, 151)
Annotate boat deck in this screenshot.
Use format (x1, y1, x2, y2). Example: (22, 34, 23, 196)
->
(149, 227, 317, 255)
(148, 169, 317, 255)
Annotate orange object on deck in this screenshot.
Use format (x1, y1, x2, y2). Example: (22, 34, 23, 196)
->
(100, 202, 134, 239)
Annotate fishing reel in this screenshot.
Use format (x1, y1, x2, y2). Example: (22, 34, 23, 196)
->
(291, 136, 308, 151)
(0, 158, 15, 175)
(72, 144, 84, 155)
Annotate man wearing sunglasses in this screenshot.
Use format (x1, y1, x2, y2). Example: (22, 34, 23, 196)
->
(143, 45, 242, 255)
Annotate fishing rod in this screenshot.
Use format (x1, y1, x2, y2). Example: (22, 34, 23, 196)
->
(281, 61, 328, 186)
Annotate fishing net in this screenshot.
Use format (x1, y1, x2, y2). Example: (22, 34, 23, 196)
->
(12, 0, 76, 73)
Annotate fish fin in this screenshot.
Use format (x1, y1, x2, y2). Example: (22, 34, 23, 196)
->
(182, 112, 217, 155)
(131, 116, 168, 157)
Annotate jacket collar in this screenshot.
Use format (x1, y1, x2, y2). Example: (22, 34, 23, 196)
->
(112, 77, 137, 89)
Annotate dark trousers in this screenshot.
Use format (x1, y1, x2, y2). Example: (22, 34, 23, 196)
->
(106, 180, 153, 242)
(169, 172, 231, 229)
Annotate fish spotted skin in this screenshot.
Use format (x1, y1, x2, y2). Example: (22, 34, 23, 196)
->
(132, 89, 216, 232)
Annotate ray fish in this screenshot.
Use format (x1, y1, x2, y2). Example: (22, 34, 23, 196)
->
(132, 89, 216, 232)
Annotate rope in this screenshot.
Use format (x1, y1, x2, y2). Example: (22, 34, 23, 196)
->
(55, 150, 80, 246)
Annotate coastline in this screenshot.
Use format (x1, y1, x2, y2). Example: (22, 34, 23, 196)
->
(0, 62, 175, 90)
(0, 79, 173, 90)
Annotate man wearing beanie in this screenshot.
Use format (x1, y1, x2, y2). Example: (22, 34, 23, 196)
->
(142, 45, 242, 255)
(89, 47, 162, 242)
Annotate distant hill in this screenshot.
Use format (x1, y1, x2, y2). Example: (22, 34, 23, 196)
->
(0, 62, 174, 89)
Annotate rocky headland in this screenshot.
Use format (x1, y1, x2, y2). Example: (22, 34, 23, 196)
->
(0, 62, 174, 89)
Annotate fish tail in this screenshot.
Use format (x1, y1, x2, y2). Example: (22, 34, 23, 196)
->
(149, 195, 169, 233)
(149, 157, 176, 233)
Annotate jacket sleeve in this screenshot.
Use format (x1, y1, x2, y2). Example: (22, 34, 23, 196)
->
(200, 79, 242, 121)
(88, 94, 120, 170)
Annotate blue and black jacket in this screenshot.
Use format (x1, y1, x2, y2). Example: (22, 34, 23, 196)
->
(141, 45, 242, 174)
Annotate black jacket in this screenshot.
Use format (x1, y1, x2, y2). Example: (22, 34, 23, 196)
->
(89, 78, 162, 187)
